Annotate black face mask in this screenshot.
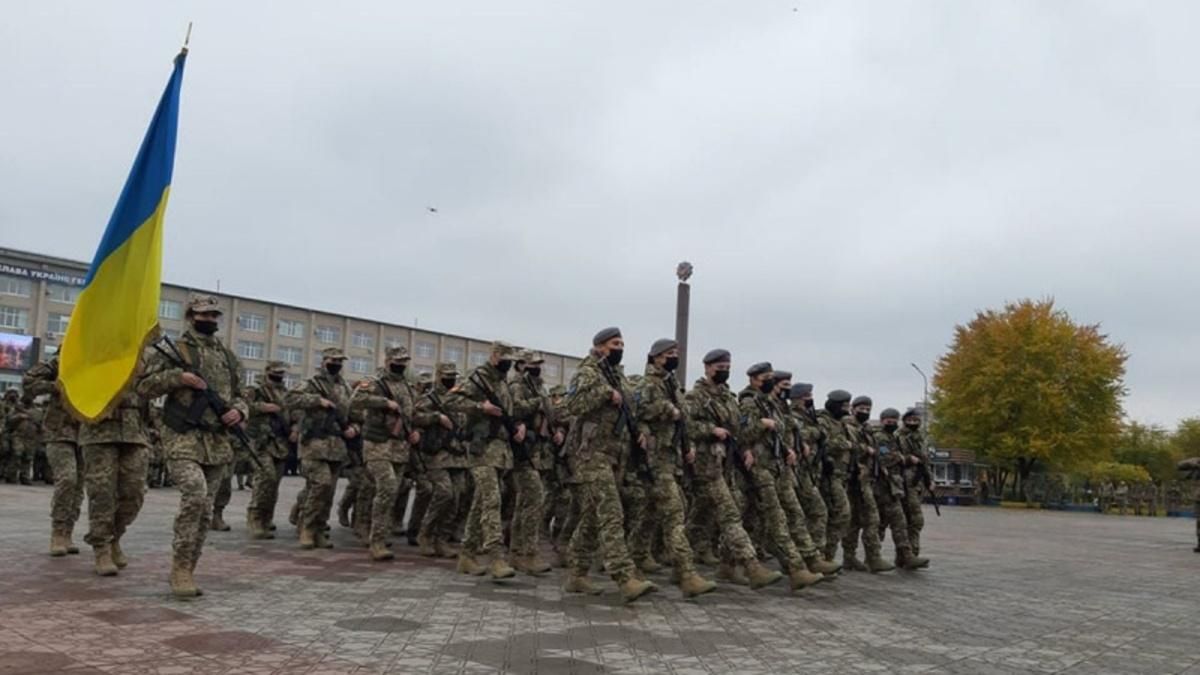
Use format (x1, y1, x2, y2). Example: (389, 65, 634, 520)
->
(712, 370, 730, 384)
(325, 363, 342, 376)
(905, 422, 921, 431)
(778, 389, 790, 401)
(664, 356, 679, 372)
(758, 379, 775, 394)
(606, 349, 623, 366)
(441, 378, 457, 390)
(193, 320, 219, 335)
(803, 398, 814, 410)
(526, 367, 541, 378)
(268, 374, 284, 384)
(883, 423, 898, 433)
(496, 360, 513, 374)
(389, 363, 407, 376)
(854, 411, 870, 424)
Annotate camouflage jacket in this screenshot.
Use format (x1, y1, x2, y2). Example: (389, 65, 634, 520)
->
(815, 409, 855, 480)
(352, 368, 426, 464)
(447, 362, 516, 470)
(896, 426, 928, 488)
(78, 389, 151, 448)
(244, 379, 294, 459)
(872, 427, 905, 497)
(3, 399, 40, 446)
(138, 330, 247, 464)
(791, 404, 823, 479)
(285, 370, 354, 463)
(634, 364, 686, 478)
(562, 352, 629, 482)
(509, 371, 552, 471)
(684, 376, 738, 481)
(737, 385, 785, 474)
(415, 382, 469, 470)
(22, 358, 78, 444)
(843, 417, 877, 484)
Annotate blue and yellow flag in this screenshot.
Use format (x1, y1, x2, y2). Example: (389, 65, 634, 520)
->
(60, 51, 186, 422)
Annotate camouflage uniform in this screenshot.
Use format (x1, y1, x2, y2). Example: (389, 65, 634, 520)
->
(145, 404, 167, 488)
(542, 385, 571, 560)
(285, 348, 355, 549)
(414, 362, 469, 557)
(842, 405, 888, 571)
(139, 301, 247, 594)
(2, 392, 37, 484)
(244, 361, 295, 538)
(447, 343, 519, 579)
(815, 397, 855, 563)
(873, 414, 926, 568)
(23, 358, 84, 555)
(507, 352, 553, 574)
(897, 417, 929, 557)
(789, 386, 829, 556)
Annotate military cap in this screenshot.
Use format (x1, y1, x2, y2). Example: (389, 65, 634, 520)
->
(320, 347, 348, 361)
(746, 361, 773, 377)
(385, 346, 411, 361)
(826, 389, 852, 403)
(515, 349, 533, 362)
(773, 370, 793, 381)
(265, 360, 289, 374)
(880, 407, 901, 420)
(418, 371, 434, 384)
(703, 349, 731, 364)
(592, 326, 622, 345)
(491, 341, 518, 359)
(549, 385, 567, 396)
(852, 395, 873, 408)
(526, 351, 545, 364)
(435, 361, 459, 377)
(902, 407, 921, 420)
(789, 383, 813, 399)
(648, 338, 678, 357)
(185, 293, 222, 316)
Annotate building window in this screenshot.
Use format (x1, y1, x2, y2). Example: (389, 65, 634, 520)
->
(162, 327, 182, 340)
(237, 340, 265, 360)
(351, 330, 374, 349)
(277, 319, 305, 339)
(159, 299, 183, 320)
(315, 325, 341, 344)
(0, 275, 32, 298)
(544, 363, 560, 378)
(443, 346, 463, 363)
(469, 351, 488, 367)
(46, 312, 70, 337)
(415, 365, 434, 376)
(276, 346, 303, 366)
(349, 356, 372, 374)
(46, 284, 80, 304)
(415, 341, 435, 359)
(283, 373, 302, 389)
(385, 336, 407, 350)
(242, 369, 261, 386)
(237, 312, 266, 333)
(43, 345, 59, 360)
(0, 374, 21, 392)
(0, 306, 29, 333)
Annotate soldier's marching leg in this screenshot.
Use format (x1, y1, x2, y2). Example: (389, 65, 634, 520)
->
(47, 442, 84, 556)
(656, 478, 716, 597)
(419, 468, 453, 556)
(210, 462, 233, 532)
(365, 460, 398, 561)
(903, 482, 926, 558)
(510, 465, 550, 575)
(777, 471, 840, 577)
(110, 445, 148, 571)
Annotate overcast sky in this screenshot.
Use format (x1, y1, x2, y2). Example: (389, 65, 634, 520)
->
(2, 2, 1197, 427)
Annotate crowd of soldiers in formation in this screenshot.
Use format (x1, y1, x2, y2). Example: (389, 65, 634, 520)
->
(9, 294, 942, 602)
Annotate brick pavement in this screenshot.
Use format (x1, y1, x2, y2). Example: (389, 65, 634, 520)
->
(0, 477, 1198, 674)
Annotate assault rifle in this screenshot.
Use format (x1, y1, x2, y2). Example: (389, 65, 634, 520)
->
(916, 461, 941, 516)
(664, 373, 694, 480)
(151, 337, 263, 471)
(376, 377, 424, 473)
(597, 358, 653, 483)
(469, 372, 526, 462)
(310, 376, 363, 467)
(706, 399, 754, 493)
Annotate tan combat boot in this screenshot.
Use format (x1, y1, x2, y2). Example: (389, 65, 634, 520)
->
(636, 556, 662, 574)
(369, 541, 395, 561)
(528, 554, 552, 574)
(743, 560, 782, 589)
(806, 555, 842, 577)
(843, 555, 869, 572)
(618, 577, 658, 603)
(110, 540, 128, 569)
(210, 511, 231, 532)
(717, 561, 751, 586)
(896, 548, 930, 570)
(433, 539, 458, 559)
(64, 526, 80, 555)
(488, 557, 516, 580)
(563, 573, 603, 595)
(416, 533, 437, 557)
(315, 528, 334, 549)
(298, 527, 316, 550)
(93, 545, 119, 577)
(456, 553, 486, 576)
(866, 555, 895, 574)
(678, 571, 718, 598)
(789, 566, 824, 591)
(169, 559, 200, 598)
(49, 526, 69, 557)
(695, 550, 720, 567)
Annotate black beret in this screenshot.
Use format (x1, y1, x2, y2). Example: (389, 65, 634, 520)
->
(592, 326, 622, 345)
(880, 407, 901, 420)
(791, 382, 814, 397)
(826, 389, 852, 403)
(648, 338, 678, 357)
(703, 348, 731, 364)
(852, 395, 873, 408)
(746, 361, 773, 377)
(773, 370, 792, 381)
(903, 407, 921, 420)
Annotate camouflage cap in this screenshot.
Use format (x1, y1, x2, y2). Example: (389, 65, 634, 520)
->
(880, 407, 901, 420)
(186, 293, 222, 316)
(320, 347, 348, 361)
(491, 341, 518, 360)
(852, 395, 873, 408)
(265, 360, 289, 374)
(386, 346, 411, 361)
(526, 351, 545, 365)
(772, 370, 793, 382)
(746, 361, 772, 377)
(515, 349, 533, 363)
(435, 361, 459, 377)
(418, 371, 434, 384)
(703, 348, 731, 365)
(549, 385, 567, 396)
(592, 326, 622, 345)
(648, 338, 677, 357)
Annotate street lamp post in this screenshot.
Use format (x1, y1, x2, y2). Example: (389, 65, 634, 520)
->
(675, 262, 693, 385)
(910, 362, 929, 426)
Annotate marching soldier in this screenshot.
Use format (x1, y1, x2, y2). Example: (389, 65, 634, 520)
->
(897, 408, 932, 558)
(244, 361, 296, 539)
(842, 395, 893, 573)
(23, 354, 84, 556)
(414, 362, 468, 558)
(508, 350, 553, 575)
(873, 408, 929, 569)
(816, 389, 855, 566)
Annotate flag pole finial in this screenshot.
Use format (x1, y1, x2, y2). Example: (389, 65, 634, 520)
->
(177, 22, 192, 60)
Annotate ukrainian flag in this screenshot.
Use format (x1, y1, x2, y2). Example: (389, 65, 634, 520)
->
(60, 50, 186, 421)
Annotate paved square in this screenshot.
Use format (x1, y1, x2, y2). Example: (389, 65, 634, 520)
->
(1, 478, 1197, 674)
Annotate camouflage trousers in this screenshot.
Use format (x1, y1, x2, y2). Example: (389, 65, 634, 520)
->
(419, 468, 465, 544)
(301, 460, 343, 533)
(645, 475, 698, 576)
(509, 465, 545, 558)
(821, 477, 852, 561)
(464, 466, 505, 559)
(746, 466, 805, 572)
(247, 456, 287, 528)
(339, 463, 373, 533)
(568, 472, 636, 582)
(47, 442, 84, 530)
(366, 460, 405, 545)
(167, 459, 223, 569)
(554, 482, 583, 554)
(903, 483, 926, 557)
(775, 467, 819, 560)
(875, 484, 913, 557)
(843, 478, 882, 561)
(212, 462, 233, 515)
(82, 443, 147, 548)
(796, 470, 828, 554)
(621, 478, 655, 563)
(687, 476, 757, 564)
(4, 439, 32, 483)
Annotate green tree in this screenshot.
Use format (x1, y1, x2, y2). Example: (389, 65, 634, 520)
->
(1171, 417, 1200, 459)
(1088, 461, 1151, 485)
(931, 299, 1127, 499)
(1114, 421, 1179, 482)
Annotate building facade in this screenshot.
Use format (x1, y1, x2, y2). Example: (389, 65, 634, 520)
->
(0, 247, 581, 392)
